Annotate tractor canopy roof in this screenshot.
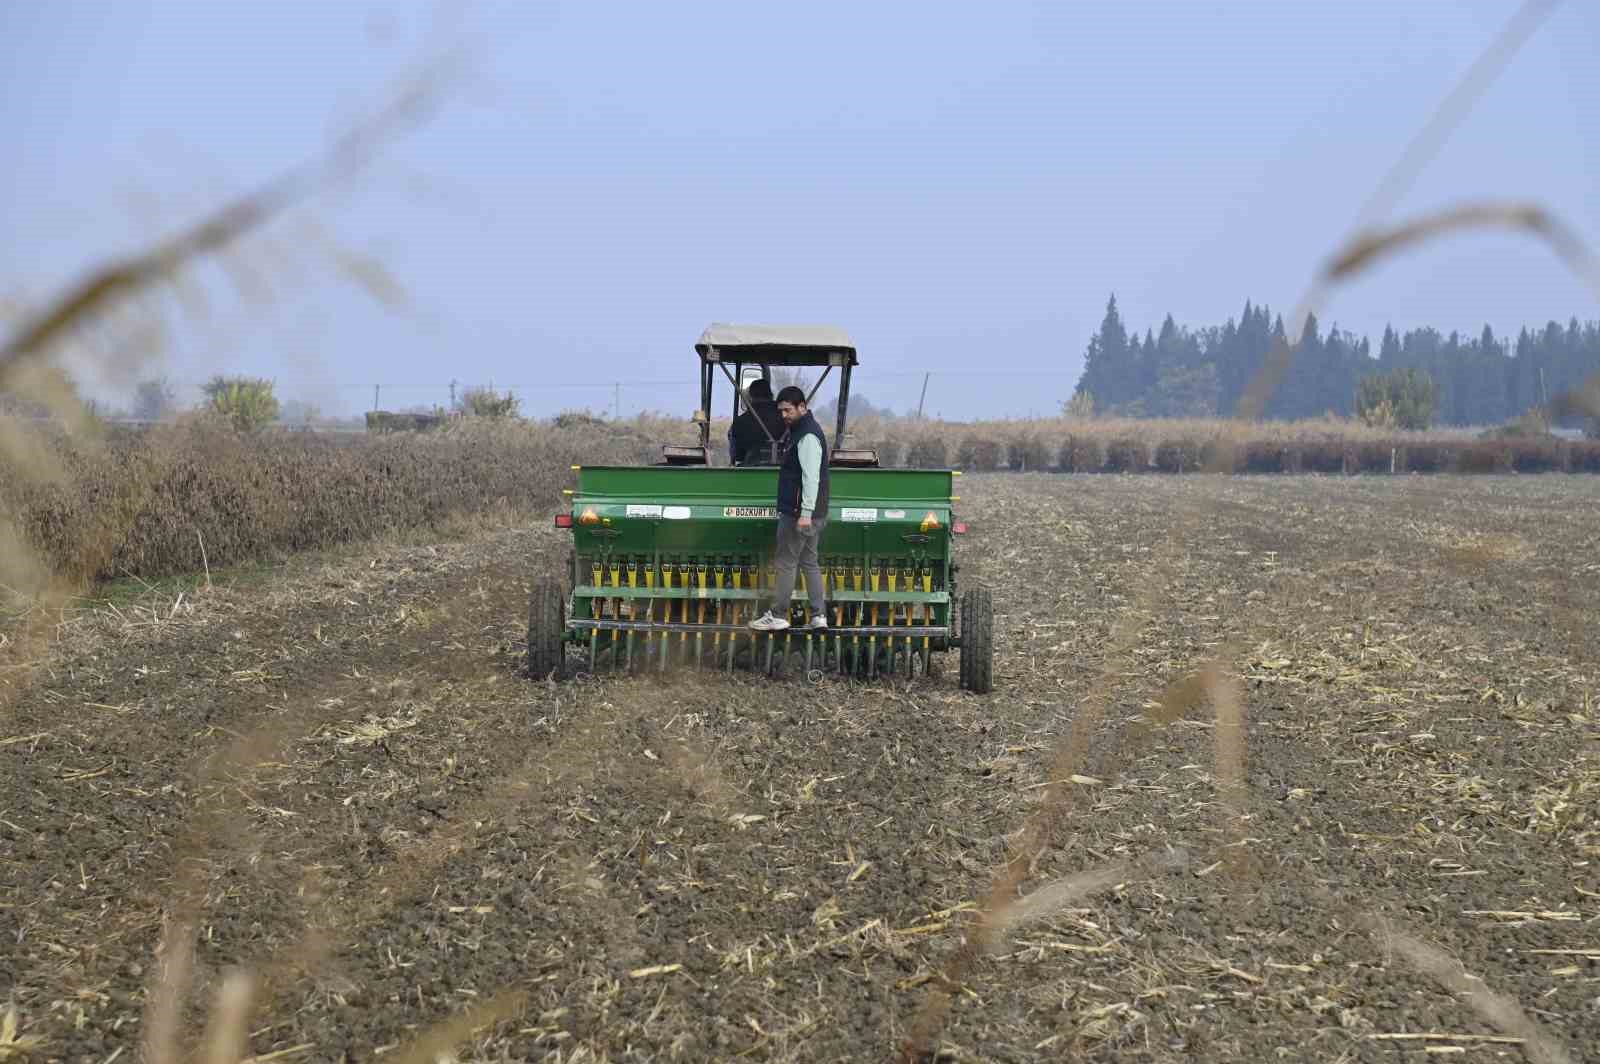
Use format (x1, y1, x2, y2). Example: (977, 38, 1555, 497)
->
(695, 323, 857, 367)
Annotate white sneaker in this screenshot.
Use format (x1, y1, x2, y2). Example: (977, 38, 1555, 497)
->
(805, 614, 829, 630)
(748, 611, 790, 632)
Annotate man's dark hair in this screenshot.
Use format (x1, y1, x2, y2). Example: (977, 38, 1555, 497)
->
(746, 378, 773, 402)
(775, 385, 807, 408)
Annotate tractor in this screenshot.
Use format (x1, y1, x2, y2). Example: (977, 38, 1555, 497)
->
(526, 324, 993, 691)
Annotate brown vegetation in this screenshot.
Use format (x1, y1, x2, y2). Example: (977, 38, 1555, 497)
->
(0, 416, 656, 588)
(854, 413, 1600, 476)
(6, 410, 1600, 591)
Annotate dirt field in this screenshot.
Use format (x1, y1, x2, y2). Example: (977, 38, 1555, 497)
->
(3, 473, 1597, 1062)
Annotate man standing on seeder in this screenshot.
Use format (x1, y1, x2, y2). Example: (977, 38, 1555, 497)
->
(748, 385, 830, 632)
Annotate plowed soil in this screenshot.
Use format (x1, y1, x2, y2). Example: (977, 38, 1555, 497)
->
(3, 474, 1597, 1062)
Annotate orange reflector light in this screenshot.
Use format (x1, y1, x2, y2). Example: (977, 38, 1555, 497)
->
(578, 507, 600, 526)
(919, 511, 942, 532)
(952, 521, 968, 535)
(554, 513, 574, 528)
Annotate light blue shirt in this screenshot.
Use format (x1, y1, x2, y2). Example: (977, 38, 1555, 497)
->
(797, 433, 823, 514)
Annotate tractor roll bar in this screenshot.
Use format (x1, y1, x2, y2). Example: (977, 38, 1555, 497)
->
(834, 361, 851, 448)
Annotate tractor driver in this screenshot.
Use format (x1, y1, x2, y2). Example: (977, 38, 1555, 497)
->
(729, 378, 786, 466)
(748, 386, 829, 633)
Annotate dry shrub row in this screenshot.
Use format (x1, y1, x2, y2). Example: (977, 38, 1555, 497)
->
(853, 416, 1600, 475)
(7, 411, 1595, 587)
(0, 417, 654, 583)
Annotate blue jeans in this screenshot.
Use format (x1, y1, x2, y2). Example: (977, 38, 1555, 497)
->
(772, 515, 827, 614)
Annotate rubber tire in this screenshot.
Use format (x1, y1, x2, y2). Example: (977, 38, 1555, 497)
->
(958, 586, 994, 694)
(526, 577, 567, 680)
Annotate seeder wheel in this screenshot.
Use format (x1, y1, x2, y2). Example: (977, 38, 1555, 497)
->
(958, 586, 993, 694)
(526, 577, 567, 680)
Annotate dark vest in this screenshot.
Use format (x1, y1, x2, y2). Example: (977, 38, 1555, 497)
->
(776, 412, 830, 519)
(730, 401, 785, 465)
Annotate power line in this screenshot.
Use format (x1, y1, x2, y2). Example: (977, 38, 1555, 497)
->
(869, 368, 1083, 378)
(149, 369, 1081, 396)
(327, 369, 1080, 393)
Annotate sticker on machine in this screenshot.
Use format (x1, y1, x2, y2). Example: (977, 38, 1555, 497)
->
(625, 503, 663, 518)
(662, 505, 692, 520)
(841, 507, 878, 523)
(883, 509, 906, 519)
(723, 505, 777, 518)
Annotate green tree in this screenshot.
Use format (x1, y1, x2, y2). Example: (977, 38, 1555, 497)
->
(1377, 323, 1402, 368)
(1356, 368, 1436, 430)
(1268, 311, 1323, 419)
(1061, 390, 1095, 419)
(1075, 296, 1598, 426)
(461, 386, 520, 418)
(1074, 294, 1131, 410)
(202, 375, 279, 432)
(1149, 363, 1220, 418)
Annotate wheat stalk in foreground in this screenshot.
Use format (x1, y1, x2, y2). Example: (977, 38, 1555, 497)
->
(899, 1, 1591, 1058)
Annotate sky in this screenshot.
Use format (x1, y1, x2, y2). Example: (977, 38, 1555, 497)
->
(2, 0, 1598, 420)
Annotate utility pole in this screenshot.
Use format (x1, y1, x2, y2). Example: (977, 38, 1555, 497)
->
(449, 378, 457, 410)
(373, 384, 380, 412)
(916, 372, 930, 419)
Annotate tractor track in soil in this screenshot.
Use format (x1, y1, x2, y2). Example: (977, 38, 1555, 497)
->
(3, 474, 1598, 1062)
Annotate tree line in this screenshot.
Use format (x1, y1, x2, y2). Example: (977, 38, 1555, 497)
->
(0, 373, 526, 432)
(1073, 295, 1600, 428)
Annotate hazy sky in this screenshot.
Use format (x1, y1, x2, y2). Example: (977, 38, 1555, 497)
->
(3, 1, 1598, 419)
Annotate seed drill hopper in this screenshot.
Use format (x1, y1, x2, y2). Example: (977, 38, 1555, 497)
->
(527, 324, 993, 691)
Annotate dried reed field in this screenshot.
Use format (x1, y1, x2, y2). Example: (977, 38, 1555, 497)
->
(2, 472, 1595, 1061)
(0, 417, 658, 588)
(4, 412, 1597, 592)
(845, 415, 1600, 476)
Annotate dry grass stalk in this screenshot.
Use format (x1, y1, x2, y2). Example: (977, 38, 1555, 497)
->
(898, 600, 1154, 1060)
(0, 53, 459, 376)
(903, 2, 1591, 1056)
(380, 990, 529, 1064)
(1344, 0, 1560, 235)
(138, 724, 298, 1063)
(1361, 917, 1574, 1064)
(0, 39, 464, 723)
(200, 971, 258, 1064)
(900, 565, 1251, 1061)
(900, 843, 1191, 1059)
(995, 849, 1191, 935)
(1205, 666, 1250, 875)
(142, 911, 198, 1064)
(116, 596, 559, 1058)
(1327, 203, 1600, 300)
(121, 642, 457, 1061)
(901, 530, 1269, 1061)
(1371, 1032, 1528, 1045)
(237, 679, 668, 1024)
(0, 1003, 44, 1057)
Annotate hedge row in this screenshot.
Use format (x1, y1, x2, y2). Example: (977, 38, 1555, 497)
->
(6, 414, 1596, 589)
(1, 418, 654, 584)
(884, 432, 1600, 474)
